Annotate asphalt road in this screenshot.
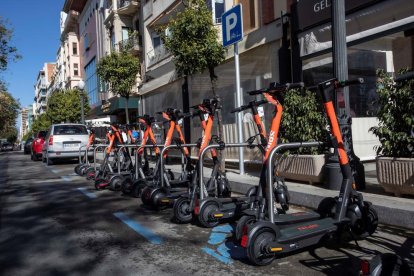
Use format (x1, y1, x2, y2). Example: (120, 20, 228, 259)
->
(0, 151, 413, 276)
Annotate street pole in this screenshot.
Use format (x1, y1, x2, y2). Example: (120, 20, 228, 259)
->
(80, 93, 85, 125)
(332, 0, 365, 190)
(235, 43, 244, 175)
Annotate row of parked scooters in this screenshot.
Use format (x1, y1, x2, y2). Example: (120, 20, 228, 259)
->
(73, 78, 381, 267)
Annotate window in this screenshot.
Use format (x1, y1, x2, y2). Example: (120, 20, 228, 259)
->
(74, 63, 79, 76)
(84, 33, 90, 51)
(208, 0, 225, 24)
(236, 0, 257, 33)
(72, 42, 78, 55)
(84, 57, 99, 105)
(122, 27, 130, 41)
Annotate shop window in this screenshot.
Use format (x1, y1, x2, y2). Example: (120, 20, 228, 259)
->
(302, 31, 414, 117)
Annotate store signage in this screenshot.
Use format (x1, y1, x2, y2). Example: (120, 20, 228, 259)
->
(222, 4, 243, 47)
(101, 101, 111, 113)
(296, 0, 382, 30)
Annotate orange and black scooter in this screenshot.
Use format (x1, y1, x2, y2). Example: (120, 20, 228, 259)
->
(194, 84, 307, 228)
(74, 126, 96, 176)
(241, 79, 378, 266)
(172, 98, 232, 223)
(140, 107, 194, 207)
(121, 114, 161, 197)
(90, 123, 135, 191)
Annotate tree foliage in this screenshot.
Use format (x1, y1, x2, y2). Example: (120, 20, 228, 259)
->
(280, 88, 328, 154)
(47, 89, 90, 124)
(97, 51, 139, 124)
(0, 88, 20, 136)
(32, 113, 52, 134)
(161, 0, 224, 81)
(0, 17, 21, 72)
(370, 69, 414, 157)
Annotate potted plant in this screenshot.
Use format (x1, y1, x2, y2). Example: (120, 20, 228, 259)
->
(370, 69, 414, 197)
(275, 87, 329, 184)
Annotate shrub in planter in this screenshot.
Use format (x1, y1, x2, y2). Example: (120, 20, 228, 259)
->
(275, 88, 329, 184)
(370, 69, 414, 196)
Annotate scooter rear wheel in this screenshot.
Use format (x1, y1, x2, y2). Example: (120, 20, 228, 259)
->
(141, 187, 153, 206)
(235, 215, 257, 242)
(109, 175, 124, 191)
(173, 197, 193, 223)
(246, 227, 276, 266)
(132, 180, 147, 198)
(121, 178, 133, 195)
(198, 201, 220, 228)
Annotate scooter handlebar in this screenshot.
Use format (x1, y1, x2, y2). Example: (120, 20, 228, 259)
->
(335, 78, 364, 88)
(247, 82, 304, 95)
(395, 71, 414, 83)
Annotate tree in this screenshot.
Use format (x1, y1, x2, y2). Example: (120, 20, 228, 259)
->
(32, 113, 52, 133)
(161, 0, 225, 163)
(0, 89, 20, 136)
(97, 51, 140, 124)
(0, 17, 21, 72)
(47, 89, 90, 124)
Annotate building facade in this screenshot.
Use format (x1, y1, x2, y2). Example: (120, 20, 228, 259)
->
(291, 0, 414, 159)
(34, 63, 55, 116)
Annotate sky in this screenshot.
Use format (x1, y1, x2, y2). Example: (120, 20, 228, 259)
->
(0, 0, 64, 108)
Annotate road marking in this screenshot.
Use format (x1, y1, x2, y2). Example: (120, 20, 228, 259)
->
(202, 224, 234, 264)
(113, 212, 163, 245)
(61, 176, 72, 182)
(76, 187, 97, 199)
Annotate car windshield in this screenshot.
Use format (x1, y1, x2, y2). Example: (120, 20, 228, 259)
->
(25, 138, 33, 143)
(54, 125, 88, 135)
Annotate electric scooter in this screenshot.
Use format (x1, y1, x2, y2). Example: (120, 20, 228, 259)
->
(195, 83, 306, 228)
(121, 114, 161, 197)
(172, 98, 232, 223)
(74, 125, 96, 176)
(241, 78, 378, 266)
(140, 108, 195, 208)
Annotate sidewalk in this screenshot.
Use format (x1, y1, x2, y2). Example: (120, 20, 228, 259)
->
(165, 161, 414, 230)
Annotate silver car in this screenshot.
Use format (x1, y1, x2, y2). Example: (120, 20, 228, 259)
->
(42, 123, 91, 165)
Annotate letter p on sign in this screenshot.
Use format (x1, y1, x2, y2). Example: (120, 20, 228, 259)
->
(221, 4, 243, 47)
(226, 13, 237, 42)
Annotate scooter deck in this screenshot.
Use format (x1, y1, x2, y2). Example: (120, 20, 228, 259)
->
(278, 217, 336, 244)
(274, 211, 321, 225)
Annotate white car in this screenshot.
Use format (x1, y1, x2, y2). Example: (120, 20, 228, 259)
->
(42, 123, 91, 165)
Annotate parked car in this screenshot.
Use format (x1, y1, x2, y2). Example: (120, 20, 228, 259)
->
(31, 130, 47, 161)
(42, 124, 91, 165)
(24, 138, 34, 154)
(1, 142, 14, 152)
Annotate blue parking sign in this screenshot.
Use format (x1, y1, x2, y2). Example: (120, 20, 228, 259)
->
(221, 4, 243, 47)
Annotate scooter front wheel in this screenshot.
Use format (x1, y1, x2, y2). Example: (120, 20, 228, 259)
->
(198, 201, 220, 228)
(173, 197, 193, 223)
(246, 227, 276, 266)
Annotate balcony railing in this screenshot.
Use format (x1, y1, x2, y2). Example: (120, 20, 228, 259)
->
(147, 44, 169, 67)
(116, 36, 141, 54)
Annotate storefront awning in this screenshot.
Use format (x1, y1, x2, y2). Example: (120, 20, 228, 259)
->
(96, 96, 141, 116)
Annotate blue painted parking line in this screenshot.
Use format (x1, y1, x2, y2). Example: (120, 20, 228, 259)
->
(202, 224, 234, 264)
(202, 247, 232, 264)
(61, 176, 72, 182)
(113, 212, 163, 245)
(76, 187, 97, 199)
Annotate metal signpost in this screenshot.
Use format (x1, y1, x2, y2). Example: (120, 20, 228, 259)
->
(222, 4, 244, 174)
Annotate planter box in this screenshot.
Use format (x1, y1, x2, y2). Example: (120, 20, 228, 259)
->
(376, 157, 414, 197)
(274, 154, 327, 184)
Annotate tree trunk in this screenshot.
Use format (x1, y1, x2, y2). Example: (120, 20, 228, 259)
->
(182, 76, 191, 143)
(125, 96, 130, 124)
(209, 67, 225, 173)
